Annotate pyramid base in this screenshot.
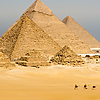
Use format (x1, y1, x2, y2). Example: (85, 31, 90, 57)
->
(0, 62, 15, 68)
(16, 61, 51, 67)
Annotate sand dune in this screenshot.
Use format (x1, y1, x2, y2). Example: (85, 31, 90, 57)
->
(0, 65, 100, 100)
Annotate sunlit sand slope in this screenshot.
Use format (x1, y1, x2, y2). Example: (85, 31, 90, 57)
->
(0, 65, 100, 100)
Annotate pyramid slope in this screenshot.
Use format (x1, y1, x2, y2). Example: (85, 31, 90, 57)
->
(0, 19, 23, 58)
(20, 0, 92, 54)
(50, 46, 85, 66)
(62, 16, 100, 48)
(11, 17, 61, 59)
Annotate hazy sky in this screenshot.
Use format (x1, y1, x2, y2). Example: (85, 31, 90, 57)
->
(0, 0, 100, 41)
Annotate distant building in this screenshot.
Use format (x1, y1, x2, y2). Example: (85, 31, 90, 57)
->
(90, 48, 100, 53)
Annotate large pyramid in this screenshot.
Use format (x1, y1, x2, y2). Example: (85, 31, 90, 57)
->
(20, 0, 92, 54)
(1, 0, 92, 55)
(0, 17, 61, 60)
(62, 16, 100, 48)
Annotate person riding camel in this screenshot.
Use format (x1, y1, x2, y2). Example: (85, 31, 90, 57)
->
(74, 84, 78, 89)
(84, 84, 87, 89)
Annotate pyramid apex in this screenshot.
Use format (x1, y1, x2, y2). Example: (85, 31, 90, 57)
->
(65, 16, 73, 20)
(24, 0, 52, 15)
(35, 0, 41, 2)
(67, 16, 72, 18)
(62, 16, 73, 23)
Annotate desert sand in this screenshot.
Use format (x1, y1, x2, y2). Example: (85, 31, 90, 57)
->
(0, 64, 100, 100)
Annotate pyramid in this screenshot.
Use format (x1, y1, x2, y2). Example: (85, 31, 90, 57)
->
(16, 49, 50, 67)
(0, 52, 15, 68)
(1, 0, 92, 55)
(62, 16, 100, 48)
(50, 46, 85, 66)
(20, 0, 92, 54)
(0, 17, 61, 60)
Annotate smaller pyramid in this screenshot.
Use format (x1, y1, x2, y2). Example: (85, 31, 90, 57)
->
(0, 52, 15, 68)
(50, 46, 85, 66)
(62, 16, 100, 48)
(16, 49, 50, 67)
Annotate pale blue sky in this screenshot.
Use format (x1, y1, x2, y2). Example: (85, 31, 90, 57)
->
(0, 0, 100, 41)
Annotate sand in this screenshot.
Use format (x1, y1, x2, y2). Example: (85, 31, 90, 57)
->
(0, 65, 100, 100)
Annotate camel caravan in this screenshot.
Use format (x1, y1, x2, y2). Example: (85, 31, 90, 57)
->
(0, 0, 100, 68)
